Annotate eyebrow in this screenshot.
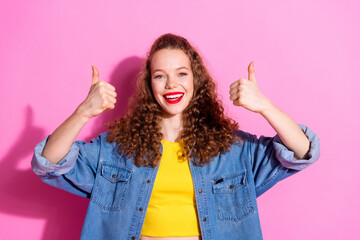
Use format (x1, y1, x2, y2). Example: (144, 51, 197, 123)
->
(152, 66, 190, 73)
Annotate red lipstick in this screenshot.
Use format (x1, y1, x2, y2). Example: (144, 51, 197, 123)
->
(163, 92, 184, 104)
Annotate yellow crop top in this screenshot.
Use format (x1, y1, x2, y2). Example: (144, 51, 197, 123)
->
(140, 140, 201, 237)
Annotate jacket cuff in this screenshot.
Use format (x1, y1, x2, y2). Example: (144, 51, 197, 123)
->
(273, 124, 320, 171)
(31, 136, 79, 176)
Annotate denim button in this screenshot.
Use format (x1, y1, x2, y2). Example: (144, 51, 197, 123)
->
(229, 185, 234, 189)
(139, 207, 143, 211)
(147, 180, 151, 183)
(203, 217, 207, 222)
(131, 237, 136, 240)
(198, 189, 203, 193)
(112, 174, 116, 179)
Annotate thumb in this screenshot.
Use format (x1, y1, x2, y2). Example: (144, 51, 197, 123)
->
(248, 61, 256, 83)
(91, 65, 100, 85)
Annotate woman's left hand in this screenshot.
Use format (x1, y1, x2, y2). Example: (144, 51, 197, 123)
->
(229, 62, 273, 114)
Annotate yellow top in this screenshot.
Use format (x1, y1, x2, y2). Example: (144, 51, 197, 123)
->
(140, 140, 201, 237)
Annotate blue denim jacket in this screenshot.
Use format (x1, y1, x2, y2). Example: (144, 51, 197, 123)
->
(32, 125, 320, 240)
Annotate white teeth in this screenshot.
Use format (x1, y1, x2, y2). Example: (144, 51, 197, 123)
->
(164, 94, 183, 99)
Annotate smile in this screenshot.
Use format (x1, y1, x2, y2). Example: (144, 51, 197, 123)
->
(163, 92, 184, 104)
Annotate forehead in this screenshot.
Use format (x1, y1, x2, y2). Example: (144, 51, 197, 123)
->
(151, 49, 191, 71)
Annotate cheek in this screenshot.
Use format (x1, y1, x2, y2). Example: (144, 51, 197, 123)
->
(151, 81, 164, 101)
(151, 81, 159, 95)
(186, 78, 195, 95)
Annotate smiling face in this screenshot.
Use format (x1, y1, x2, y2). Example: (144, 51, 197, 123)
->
(151, 49, 194, 118)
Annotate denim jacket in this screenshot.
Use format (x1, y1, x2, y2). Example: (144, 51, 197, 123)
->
(32, 125, 320, 240)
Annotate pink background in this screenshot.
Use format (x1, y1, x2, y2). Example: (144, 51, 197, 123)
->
(0, 0, 359, 239)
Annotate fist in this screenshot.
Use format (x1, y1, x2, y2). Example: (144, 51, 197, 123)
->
(77, 66, 117, 119)
(229, 62, 271, 113)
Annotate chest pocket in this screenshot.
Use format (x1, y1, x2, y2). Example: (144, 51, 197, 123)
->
(212, 170, 254, 221)
(92, 161, 132, 211)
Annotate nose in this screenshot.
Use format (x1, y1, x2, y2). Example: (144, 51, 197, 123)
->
(165, 75, 178, 89)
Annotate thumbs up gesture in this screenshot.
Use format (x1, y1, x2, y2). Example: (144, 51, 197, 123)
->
(229, 62, 272, 114)
(76, 66, 117, 120)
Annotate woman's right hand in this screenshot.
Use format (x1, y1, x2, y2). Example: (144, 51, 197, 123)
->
(76, 66, 117, 120)
(41, 66, 116, 163)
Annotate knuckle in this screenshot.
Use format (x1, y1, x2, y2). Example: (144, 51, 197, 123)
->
(99, 87, 106, 94)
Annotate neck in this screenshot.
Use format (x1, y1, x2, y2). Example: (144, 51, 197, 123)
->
(160, 113, 182, 142)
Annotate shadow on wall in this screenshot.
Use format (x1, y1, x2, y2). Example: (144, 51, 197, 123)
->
(0, 56, 143, 240)
(85, 56, 144, 140)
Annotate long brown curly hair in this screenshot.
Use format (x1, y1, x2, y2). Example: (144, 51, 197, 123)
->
(107, 33, 240, 167)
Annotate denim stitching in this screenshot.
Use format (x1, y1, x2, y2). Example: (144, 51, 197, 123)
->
(213, 171, 255, 222)
(91, 161, 131, 211)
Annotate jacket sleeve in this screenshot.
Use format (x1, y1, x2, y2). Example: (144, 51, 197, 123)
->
(245, 124, 320, 197)
(31, 133, 105, 198)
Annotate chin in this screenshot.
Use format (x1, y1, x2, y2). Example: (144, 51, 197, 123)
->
(160, 107, 185, 117)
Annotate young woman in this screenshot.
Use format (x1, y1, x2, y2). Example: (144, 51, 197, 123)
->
(32, 33, 320, 240)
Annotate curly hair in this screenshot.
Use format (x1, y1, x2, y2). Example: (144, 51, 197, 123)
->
(107, 33, 240, 167)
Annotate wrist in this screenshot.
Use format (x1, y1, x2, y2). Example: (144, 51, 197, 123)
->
(259, 99, 277, 117)
(73, 105, 92, 123)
